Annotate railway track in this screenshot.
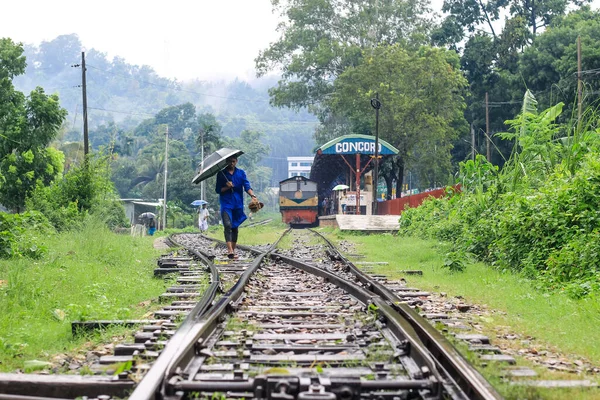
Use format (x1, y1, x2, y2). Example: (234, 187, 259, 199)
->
(0, 228, 501, 400)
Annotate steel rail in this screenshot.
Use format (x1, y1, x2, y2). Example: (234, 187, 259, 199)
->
(243, 218, 273, 228)
(125, 234, 223, 400)
(130, 228, 292, 400)
(0, 235, 218, 400)
(168, 233, 221, 319)
(310, 229, 503, 400)
(268, 251, 445, 399)
(183, 230, 458, 399)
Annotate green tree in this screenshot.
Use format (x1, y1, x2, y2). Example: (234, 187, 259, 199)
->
(225, 130, 272, 195)
(328, 45, 468, 194)
(433, 0, 587, 45)
(0, 38, 68, 211)
(255, 0, 432, 110)
(196, 112, 224, 155)
(26, 156, 128, 231)
(518, 7, 600, 111)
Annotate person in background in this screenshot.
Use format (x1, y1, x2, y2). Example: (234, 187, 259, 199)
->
(198, 203, 210, 232)
(215, 155, 258, 260)
(148, 218, 156, 236)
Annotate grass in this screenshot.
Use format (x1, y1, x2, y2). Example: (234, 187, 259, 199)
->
(0, 217, 169, 372)
(317, 229, 600, 397)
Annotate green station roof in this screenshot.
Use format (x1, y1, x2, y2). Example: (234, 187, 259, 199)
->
(317, 134, 399, 155)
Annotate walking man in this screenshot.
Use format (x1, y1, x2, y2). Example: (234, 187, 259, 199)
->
(215, 155, 258, 260)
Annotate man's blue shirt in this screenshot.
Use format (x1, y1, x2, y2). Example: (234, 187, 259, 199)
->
(215, 168, 251, 210)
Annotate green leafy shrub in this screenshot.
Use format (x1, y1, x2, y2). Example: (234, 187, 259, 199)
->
(442, 251, 466, 273)
(26, 156, 128, 231)
(0, 211, 54, 258)
(399, 95, 600, 297)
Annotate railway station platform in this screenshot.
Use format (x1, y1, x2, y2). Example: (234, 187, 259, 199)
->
(319, 214, 400, 232)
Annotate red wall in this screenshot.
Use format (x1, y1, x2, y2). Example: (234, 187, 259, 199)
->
(376, 186, 459, 215)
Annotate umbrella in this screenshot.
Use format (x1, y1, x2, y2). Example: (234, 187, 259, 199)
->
(191, 200, 208, 206)
(192, 148, 244, 184)
(139, 212, 156, 220)
(333, 184, 350, 191)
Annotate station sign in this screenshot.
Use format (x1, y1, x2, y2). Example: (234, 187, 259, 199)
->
(318, 135, 398, 155)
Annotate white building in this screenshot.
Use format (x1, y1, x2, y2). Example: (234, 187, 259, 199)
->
(287, 156, 314, 178)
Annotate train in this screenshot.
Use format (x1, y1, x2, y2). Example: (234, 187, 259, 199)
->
(279, 176, 319, 226)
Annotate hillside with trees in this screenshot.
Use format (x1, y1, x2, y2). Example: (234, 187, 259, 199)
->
(12, 33, 318, 188)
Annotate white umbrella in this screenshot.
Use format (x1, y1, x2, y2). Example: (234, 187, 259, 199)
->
(192, 148, 244, 184)
(333, 184, 350, 191)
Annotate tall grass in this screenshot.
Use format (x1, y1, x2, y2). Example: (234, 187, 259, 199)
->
(0, 216, 167, 372)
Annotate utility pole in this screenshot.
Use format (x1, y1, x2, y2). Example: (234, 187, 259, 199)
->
(577, 36, 582, 122)
(81, 52, 89, 156)
(163, 125, 169, 230)
(371, 94, 381, 215)
(200, 128, 205, 201)
(485, 92, 490, 161)
(471, 123, 475, 161)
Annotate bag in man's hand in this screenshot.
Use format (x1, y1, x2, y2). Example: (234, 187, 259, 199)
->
(249, 198, 264, 212)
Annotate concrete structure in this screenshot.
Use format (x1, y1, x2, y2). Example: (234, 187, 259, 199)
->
(287, 156, 314, 178)
(319, 214, 400, 231)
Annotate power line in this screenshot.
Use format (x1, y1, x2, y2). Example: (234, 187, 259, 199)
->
(88, 106, 156, 117)
(573, 67, 600, 75)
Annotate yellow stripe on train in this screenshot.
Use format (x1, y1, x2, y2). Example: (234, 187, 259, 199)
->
(279, 197, 319, 207)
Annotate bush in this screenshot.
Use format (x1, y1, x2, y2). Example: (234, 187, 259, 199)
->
(398, 153, 600, 297)
(0, 211, 54, 258)
(26, 156, 129, 231)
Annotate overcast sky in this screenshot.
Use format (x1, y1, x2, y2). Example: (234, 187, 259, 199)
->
(1, 0, 282, 82)
(2, 0, 598, 83)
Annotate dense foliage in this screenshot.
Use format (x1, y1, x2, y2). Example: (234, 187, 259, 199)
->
(0, 39, 128, 260)
(0, 212, 53, 259)
(27, 157, 129, 232)
(0, 38, 68, 211)
(327, 44, 468, 194)
(399, 93, 600, 297)
(258, 2, 600, 185)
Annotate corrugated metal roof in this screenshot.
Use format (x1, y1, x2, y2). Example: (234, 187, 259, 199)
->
(132, 201, 162, 207)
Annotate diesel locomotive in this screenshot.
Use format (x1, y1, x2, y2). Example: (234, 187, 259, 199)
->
(279, 176, 319, 226)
